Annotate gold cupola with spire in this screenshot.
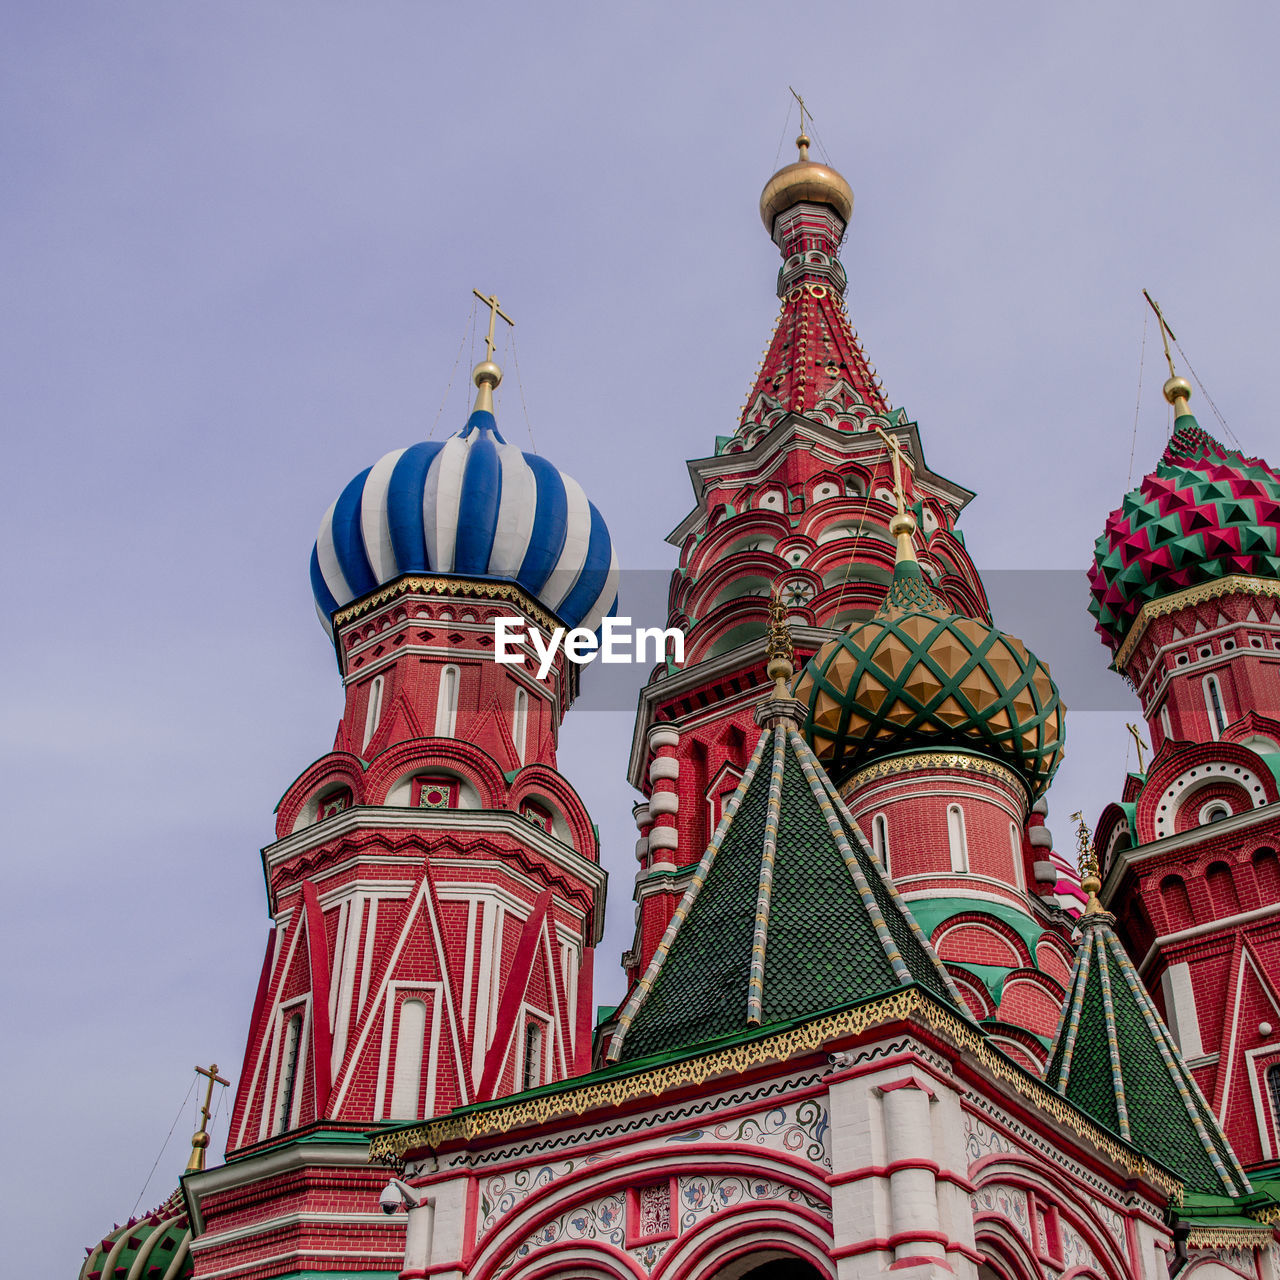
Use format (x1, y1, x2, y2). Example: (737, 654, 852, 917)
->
(793, 430, 1065, 796)
(759, 128, 854, 235)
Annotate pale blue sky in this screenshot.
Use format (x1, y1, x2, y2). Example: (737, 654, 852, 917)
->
(3, 4, 1278, 1272)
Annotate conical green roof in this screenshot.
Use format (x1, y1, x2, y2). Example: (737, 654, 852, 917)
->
(1046, 910, 1249, 1197)
(605, 714, 969, 1064)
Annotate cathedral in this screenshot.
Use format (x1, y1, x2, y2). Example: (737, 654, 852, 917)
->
(81, 129, 1280, 1280)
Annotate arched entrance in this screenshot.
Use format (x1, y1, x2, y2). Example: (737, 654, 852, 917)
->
(715, 1257, 827, 1280)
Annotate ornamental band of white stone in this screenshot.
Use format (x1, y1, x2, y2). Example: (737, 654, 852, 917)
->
(493, 616, 685, 678)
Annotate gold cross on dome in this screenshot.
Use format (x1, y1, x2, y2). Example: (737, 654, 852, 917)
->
(872, 425, 911, 517)
(789, 86, 811, 136)
(186, 1062, 230, 1173)
(1125, 722, 1149, 773)
(1142, 288, 1179, 380)
(472, 289, 514, 362)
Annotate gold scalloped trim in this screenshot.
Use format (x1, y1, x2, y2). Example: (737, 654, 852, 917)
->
(1115, 574, 1280, 669)
(1185, 1224, 1273, 1248)
(843, 750, 1024, 796)
(366, 990, 1181, 1202)
(332, 575, 562, 635)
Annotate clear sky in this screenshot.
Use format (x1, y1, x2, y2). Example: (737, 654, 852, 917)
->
(3, 4, 1278, 1272)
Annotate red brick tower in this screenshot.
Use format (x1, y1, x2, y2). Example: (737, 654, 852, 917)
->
(618, 134, 1083, 1074)
(624, 134, 991, 980)
(1089, 362, 1280, 1167)
(183, 354, 617, 1277)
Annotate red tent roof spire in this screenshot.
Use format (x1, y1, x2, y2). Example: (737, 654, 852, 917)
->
(741, 138, 890, 429)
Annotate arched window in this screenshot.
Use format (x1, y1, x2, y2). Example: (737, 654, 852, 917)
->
(871, 813, 890, 874)
(1207, 860, 1241, 916)
(512, 686, 528, 764)
(1009, 822, 1024, 889)
(523, 1020, 544, 1090)
(275, 1012, 303, 1135)
(1160, 705, 1172, 743)
(1255, 848, 1280, 903)
(434, 665, 459, 737)
(1161, 874, 1194, 931)
(389, 998, 427, 1120)
(947, 804, 968, 873)
(362, 675, 384, 752)
(1203, 674, 1228, 739)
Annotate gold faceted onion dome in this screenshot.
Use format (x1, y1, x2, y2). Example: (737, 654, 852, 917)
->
(759, 132, 854, 235)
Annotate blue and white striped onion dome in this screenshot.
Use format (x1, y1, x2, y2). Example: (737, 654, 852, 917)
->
(310, 386, 619, 641)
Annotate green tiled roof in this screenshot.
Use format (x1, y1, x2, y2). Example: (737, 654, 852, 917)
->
(606, 717, 969, 1063)
(1045, 910, 1249, 1197)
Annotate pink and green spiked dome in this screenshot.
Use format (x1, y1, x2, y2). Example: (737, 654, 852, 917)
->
(1088, 410, 1280, 655)
(793, 559, 1065, 797)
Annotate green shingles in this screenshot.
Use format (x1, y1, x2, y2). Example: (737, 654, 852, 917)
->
(1046, 914, 1249, 1197)
(613, 721, 964, 1063)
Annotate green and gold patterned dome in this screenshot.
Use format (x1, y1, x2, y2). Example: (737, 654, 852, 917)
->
(794, 559, 1064, 795)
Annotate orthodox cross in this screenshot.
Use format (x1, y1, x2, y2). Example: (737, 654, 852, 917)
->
(872, 425, 910, 516)
(1070, 811, 1099, 881)
(472, 289, 514, 362)
(1070, 810, 1106, 914)
(1142, 288, 1179, 381)
(186, 1062, 230, 1173)
(1125, 721, 1148, 773)
(788, 86, 811, 136)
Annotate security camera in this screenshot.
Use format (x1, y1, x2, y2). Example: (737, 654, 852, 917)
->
(378, 1177, 426, 1214)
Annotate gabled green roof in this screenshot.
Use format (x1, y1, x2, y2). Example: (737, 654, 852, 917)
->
(605, 714, 969, 1063)
(1045, 909, 1249, 1197)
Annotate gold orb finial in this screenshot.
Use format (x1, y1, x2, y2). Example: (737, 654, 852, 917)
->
(796, 131, 811, 161)
(472, 360, 502, 414)
(1163, 375, 1193, 410)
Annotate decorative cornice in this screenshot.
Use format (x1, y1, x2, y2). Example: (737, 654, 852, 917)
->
(668, 416, 974, 545)
(1184, 1224, 1274, 1248)
(1115, 574, 1280, 670)
(366, 988, 1182, 1202)
(844, 750, 1025, 798)
(263, 807, 607, 907)
(332, 574, 565, 637)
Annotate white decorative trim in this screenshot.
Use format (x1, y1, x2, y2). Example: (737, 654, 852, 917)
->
(650, 757, 680, 782)
(648, 726, 681, 749)
(1153, 762, 1267, 839)
(648, 791, 679, 816)
(264, 808, 606, 899)
(648, 826, 679, 851)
